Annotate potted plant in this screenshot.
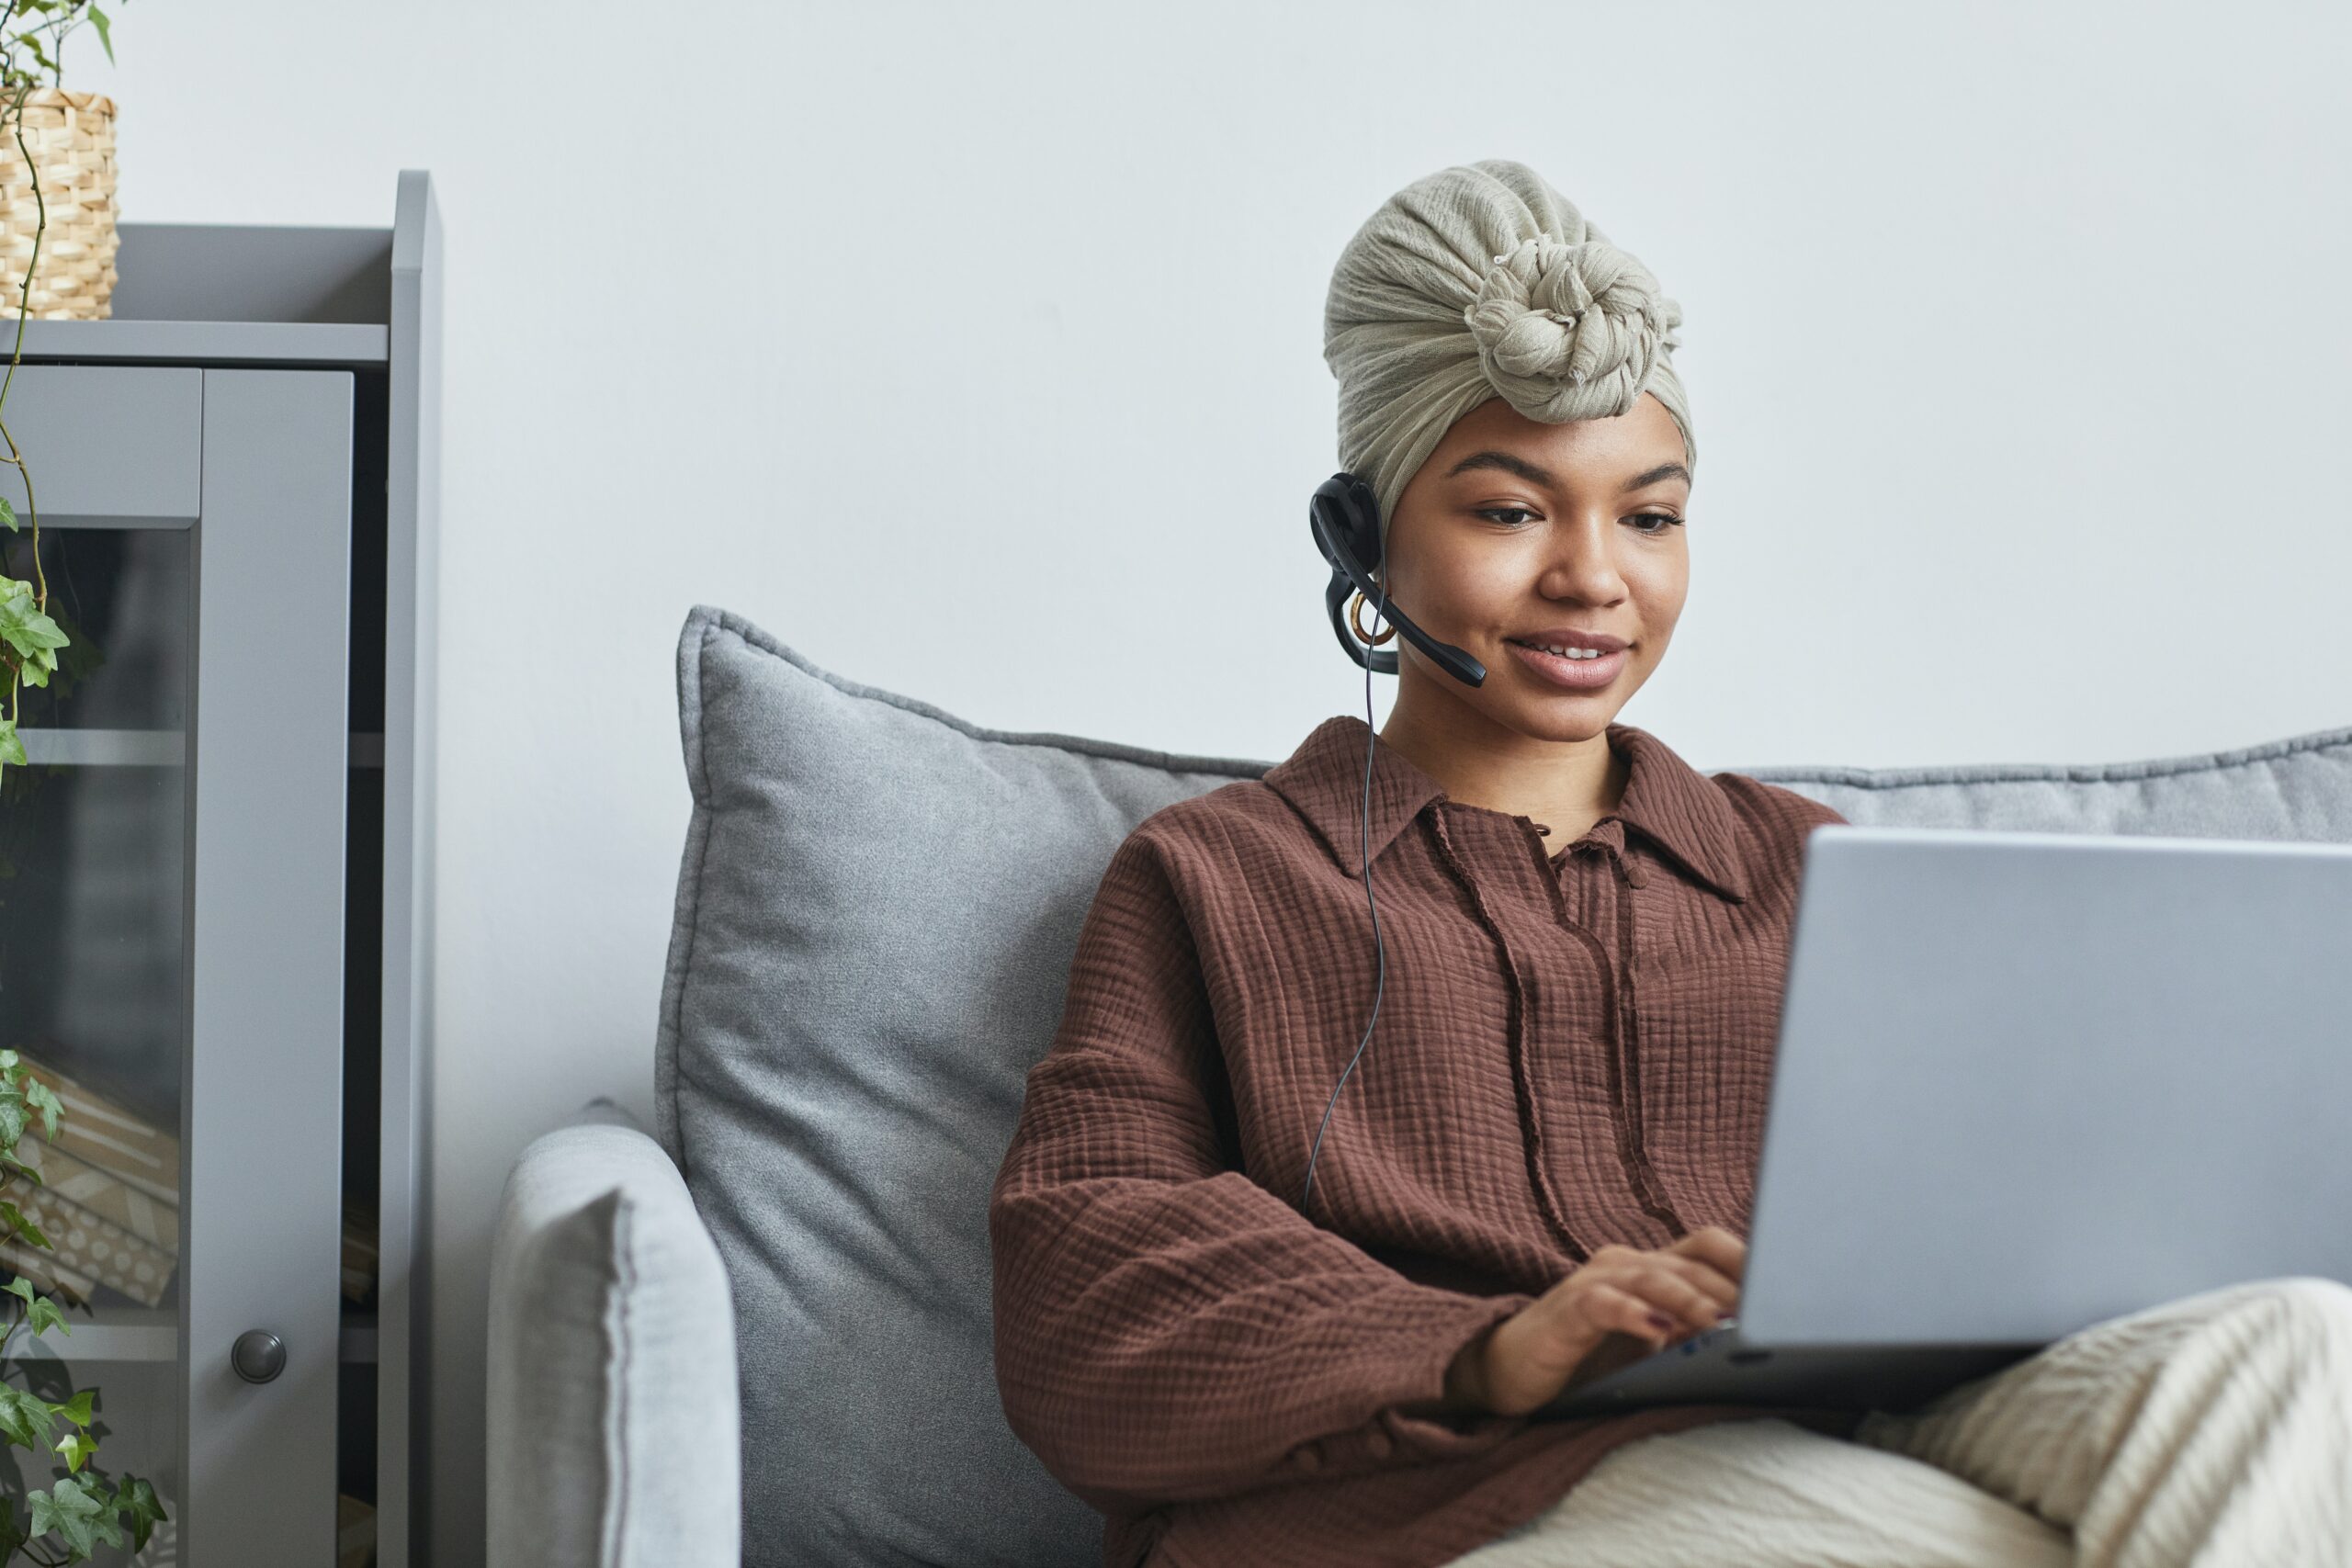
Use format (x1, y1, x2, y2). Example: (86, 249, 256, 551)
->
(0, 0, 120, 784)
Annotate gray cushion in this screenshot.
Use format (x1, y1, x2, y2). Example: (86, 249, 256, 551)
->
(487, 1097, 741, 1568)
(658, 606, 1265, 1568)
(1737, 725, 2352, 841)
(657, 599, 2352, 1568)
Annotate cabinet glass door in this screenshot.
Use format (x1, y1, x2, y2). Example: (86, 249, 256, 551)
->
(0, 521, 188, 1565)
(0, 364, 354, 1567)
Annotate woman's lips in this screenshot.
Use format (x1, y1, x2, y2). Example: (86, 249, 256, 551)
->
(1506, 638, 1629, 690)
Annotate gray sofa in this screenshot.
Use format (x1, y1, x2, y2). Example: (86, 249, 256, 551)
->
(485, 603, 2352, 1568)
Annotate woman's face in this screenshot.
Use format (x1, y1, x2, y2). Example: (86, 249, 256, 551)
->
(1377, 390, 1691, 742)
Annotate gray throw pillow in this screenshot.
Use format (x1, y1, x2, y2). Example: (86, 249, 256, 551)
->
(657, 605, 1262, 1568)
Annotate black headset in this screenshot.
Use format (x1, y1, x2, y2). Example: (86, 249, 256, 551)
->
(1298, 473, 1487, 1216)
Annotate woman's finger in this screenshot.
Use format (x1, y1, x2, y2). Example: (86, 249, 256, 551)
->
(1645, 1250, 1740, 1310)
(1630, 1256, 1738, 1329)
(1574, 1280, 1680, 1348)
(1669, 1225, 1747, 1284)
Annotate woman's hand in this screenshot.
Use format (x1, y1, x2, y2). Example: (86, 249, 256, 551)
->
(1447, 1226, 1746, 1418)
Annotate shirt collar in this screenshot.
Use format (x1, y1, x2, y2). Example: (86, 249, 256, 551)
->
(1260, 713, 1751, 903)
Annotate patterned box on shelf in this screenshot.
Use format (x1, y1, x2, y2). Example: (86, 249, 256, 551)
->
(11, 1043, 179, 1207)
(17, 1135, 177, 1254)
(0, 1237, 95, 1304)
(11, 1185, 174, 1307)
(1, 1045, 380, 1309)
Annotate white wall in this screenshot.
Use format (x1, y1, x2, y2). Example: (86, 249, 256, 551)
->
(77, 1, 2352, 1561)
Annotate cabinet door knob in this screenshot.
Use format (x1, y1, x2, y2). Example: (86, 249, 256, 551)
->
(231, 1329, 286, 1383)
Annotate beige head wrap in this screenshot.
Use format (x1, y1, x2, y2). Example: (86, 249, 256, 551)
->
(1323, 159, 1694, 560)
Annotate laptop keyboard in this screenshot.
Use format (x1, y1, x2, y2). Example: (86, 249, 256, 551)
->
(1671, 1316, 1739, 1357)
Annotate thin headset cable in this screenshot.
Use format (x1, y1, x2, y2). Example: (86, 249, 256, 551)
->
(1301, 572, 1390, 1217)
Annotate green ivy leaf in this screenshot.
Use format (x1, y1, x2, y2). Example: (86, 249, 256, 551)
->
(0, 718, 21, 769)
(0, 1093, 24, 1151)
(52, 1428, 94, 1474)
(0, 495, 15, 532)
(0, 1148, 45, 1187)
(86, 6, 112, 66)
(0, 586, 63, 634)
(0, 1382, 50, 1449)
(22, 1077, 58, 1140)
(0, 589, 65, 688)
(0, 1199, 50, 1251)
(5, 1275, 66, 1339)
(28, 1473, 120, 1557)
(112, 1474, 163, 1553)
(51, 1388, 90, 1427)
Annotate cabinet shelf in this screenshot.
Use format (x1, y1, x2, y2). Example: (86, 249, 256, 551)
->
(11, 728, 390, 769)
(13, 727, 183, 767)
(2, 1310, 379, 1365)
(10, 318, 386, 368)
(9, 1308, 172, 1364)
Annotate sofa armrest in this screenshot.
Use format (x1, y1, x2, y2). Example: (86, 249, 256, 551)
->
(488, 1096, 741, 1568)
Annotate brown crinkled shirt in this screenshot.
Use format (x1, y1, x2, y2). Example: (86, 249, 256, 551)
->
(989, 713, 1861, 1568)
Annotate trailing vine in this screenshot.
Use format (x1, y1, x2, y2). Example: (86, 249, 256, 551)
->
(0, 1052, 163, 1562)
(0, 1, 113, 788)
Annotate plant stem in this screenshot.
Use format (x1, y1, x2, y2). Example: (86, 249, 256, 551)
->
(0, 79, 50, 590)
(0, 61, 50, 795)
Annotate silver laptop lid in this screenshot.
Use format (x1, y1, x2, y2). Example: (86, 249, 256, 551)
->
(1738, 825, 2352, 1348)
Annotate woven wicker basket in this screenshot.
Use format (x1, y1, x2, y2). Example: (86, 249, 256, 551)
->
(0, 87, 117, 321)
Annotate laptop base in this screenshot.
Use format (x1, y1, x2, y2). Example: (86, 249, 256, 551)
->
(1539, 1325, 2040, 1420)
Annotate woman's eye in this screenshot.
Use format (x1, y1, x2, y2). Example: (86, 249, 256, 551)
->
(1475, 507, 1684, 534)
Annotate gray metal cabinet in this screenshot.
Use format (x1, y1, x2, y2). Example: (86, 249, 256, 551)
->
(0, 172, 440, 1567)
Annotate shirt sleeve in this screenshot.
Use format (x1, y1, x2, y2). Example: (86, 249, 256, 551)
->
(988, 829, 1538, 1513)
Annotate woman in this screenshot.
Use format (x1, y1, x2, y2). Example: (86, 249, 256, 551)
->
(987, 159, 2352, 1568)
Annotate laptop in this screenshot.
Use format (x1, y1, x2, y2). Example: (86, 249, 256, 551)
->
(1542, 822, 2352, 1419)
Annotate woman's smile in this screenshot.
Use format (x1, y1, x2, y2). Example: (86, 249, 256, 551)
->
(1504, 637, 1631, 690)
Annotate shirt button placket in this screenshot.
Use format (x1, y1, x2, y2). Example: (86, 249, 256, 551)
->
(1614, 858, 1649, 976)
(1610, 842, 1682, 1235)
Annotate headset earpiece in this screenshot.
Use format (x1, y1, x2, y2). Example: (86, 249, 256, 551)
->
(1332, 471, 1382, 577)
(1307, 469, 1487, 687)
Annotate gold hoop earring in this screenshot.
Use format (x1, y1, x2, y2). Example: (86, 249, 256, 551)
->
(1348, 588, 1398, 647)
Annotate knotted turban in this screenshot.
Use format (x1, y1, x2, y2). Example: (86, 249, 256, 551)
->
(1323, 159, 1694, 560)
